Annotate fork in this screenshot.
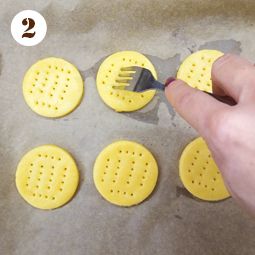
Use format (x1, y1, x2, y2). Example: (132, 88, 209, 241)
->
(115, 66, 236, 106)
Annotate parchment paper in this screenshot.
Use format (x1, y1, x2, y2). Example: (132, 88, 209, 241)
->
(1, 1, 255, 254)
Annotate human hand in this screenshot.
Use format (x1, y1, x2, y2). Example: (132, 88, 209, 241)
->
(165, 54, 255, 215)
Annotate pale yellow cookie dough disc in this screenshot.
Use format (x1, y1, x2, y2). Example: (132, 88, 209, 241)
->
(179, 137, 230, 201)
(16, 145, 79, 210)
(177, 50, 223, 92)
(23, 57, 84, 118)
(93, 140, 158, 206)
(96, 51, 157, 112)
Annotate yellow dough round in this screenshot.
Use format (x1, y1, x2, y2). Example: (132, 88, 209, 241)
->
(23, 57, 84, 118)
(179, 137, 230, 201)
(93, 140, 158, 206)
(177, 50, 223, 92)
(96, 51, 157, 112)
(16, 145, 79, 210)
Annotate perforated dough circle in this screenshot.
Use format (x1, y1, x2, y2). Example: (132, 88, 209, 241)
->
(179, 137, 230, 201)
(177, 50, 223, 92)
(93, 140, 158, 206)
(23, 57, 84, 118)
(96, 51, 157, 112)
(16, 145, 79, 210)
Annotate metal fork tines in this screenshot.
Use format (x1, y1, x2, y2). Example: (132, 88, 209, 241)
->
(114, 66, 165, 92)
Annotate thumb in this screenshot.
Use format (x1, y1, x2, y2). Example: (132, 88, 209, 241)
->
(165, 79, 228, 136)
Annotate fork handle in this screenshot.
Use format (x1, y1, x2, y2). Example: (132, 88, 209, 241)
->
(163, 79, 236, 106)
(151, 80, 166, 90)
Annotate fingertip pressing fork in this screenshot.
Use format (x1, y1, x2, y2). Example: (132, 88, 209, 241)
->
(115, 66, 236, 106)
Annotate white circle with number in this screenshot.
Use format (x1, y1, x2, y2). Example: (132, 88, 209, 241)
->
(11, 10, 47, 46)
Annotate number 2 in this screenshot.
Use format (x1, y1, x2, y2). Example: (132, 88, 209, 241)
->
(22, 18, 36, 38)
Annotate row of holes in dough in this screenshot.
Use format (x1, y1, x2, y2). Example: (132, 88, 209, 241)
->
(27, 157, 68, 197)
(26, 169, 67, 198)
(101, 155, 149, 196)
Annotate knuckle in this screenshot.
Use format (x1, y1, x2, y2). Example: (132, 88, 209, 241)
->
(173, 87, 199, 110)
(205, 111, 232, 144)
(236, 66, 255, 84)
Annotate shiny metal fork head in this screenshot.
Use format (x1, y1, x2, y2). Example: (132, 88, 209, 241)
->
(114, 66, 145, 92)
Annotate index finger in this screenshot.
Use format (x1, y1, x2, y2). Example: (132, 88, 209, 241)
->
(165, 79, 230, 137)
(212, 54, 255, 102)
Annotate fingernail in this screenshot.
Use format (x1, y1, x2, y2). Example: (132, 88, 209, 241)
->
(165, 77, 176, 87)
